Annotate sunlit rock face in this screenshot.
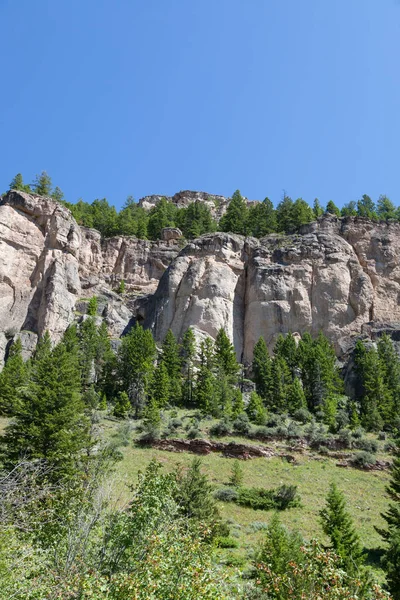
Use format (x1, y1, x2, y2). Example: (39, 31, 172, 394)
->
(2, 189, 400, 368)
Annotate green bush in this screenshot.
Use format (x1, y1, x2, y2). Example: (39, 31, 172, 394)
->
(232, 413, 251, 436)
(237, 484, 300, 511)
(350, 451, 377, 468)
(353, 438, 378, 453)
(214, 536, 239, 549)
(210, 419, 232, 437)
(214, 487, 239, 502)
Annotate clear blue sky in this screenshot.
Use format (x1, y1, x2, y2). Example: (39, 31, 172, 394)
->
(1, 0, 399, 209)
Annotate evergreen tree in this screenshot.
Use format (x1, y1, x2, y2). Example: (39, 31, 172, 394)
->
(231, 388, 245, 418)
(118, 324, 157, 417)
(320, 483, 364, 574)
(247, 197, 277, 237)
(147, 197, 178, 239)
(214, 328, 238, 378)
(220, 190, 248, 235)
(377, 334, 400, 418)
(0, 341, 90, 479)
(9, 173, 31, 192)
(326, 200, 341, 216)
(357, 194, 377, 220)
(195, 360, 216, 415)
(90, 198, 119, 237)
(354, 340, 389, 431)
(113, 391, 131, 418)
(246, 391, 267, 424)
(287, 378, 307, 414)
(143, 395, 162, 431)
(378, 438, 400, 598)
(181, 328, 196, 406)
(229, 460, 244, 487)
(273, 332, 299, 377)
(51, 186, 64, 202)
(252, 337, 271, 399)
(276, 195, 295, 233)
(160, 330, 182, 404)
(178, 200, 216, 238)
(32, 171, 52, 196)
(175, 458, 220, 526)
(290, 198, 314, 228)
(313, 198, 324, 218)
(270, 356, 292, 412)
(87, 296, 98, 316)
(341, 201, 357, 217)
(150, 361, 170, 408)
(377, 195, 396, 220)
(78, 317, 99, 388)
(0, 338, 26, 415)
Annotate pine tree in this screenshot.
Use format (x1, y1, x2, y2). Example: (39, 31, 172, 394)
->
(377, 334, 400, 418)
(326, 200, 341, 216)
(214, 328, 238, 378)
(377, 195, 396, 220)
(181, 327, 196, 406)
(175, 458, 220, 526)
(341, 201, 357, 217)
(378, 439, 400, 599)
(320, 483, 364, 574)
(231, 388, 245, 418)
(313, 198, 324, 218)
(118, 323, 156, 417)
(287, 378, 307, 414)
(143, 396, 161, 430)
(246, 391, 267, 425)
(252, 337, 271, 399)
(0, 338, 26, 415)
(87, 296, 98, 316)
(147, 197, 177, 239)
(247, 197, 277, 237)
(229, 460, 244, 487)
(357, 194, 377, 220)
(161, 330, 182, 404)
(32, 171, 52, 196)
(179, 200, 216, 238)
(276, 195, 295, 233)
(290, 198, 314, 228)
(51, 186, 64, 202)
(220, 190, 248, 235)
(150, 361, 170, 408)
(354, 341, 389, 431)
(270, 357, 291, 412)
(0, 340, 90, 480)
(195, 361, 216, 415)
(113, 391, 131, 418)
(9, 173, 31, 192)
(273, 332, 299, 377)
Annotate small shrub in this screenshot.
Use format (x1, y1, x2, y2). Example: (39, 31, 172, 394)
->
(187, 427, 200, 439)
(318, 444, 330, 455)
(139, 428, 160, 443)
(335, 409, 350, 431)
(248, 426, 277, 439)
(169, 417, 183, 429)
(214, 487, 239, 502)
(214, 536, 239, 549)
(286, 421, 301, 438)
(229, 460, 244, 487)
(353, 438, 378, 453)
(248, 521, 269, 532)
(267, 414, 286, 428)
(384, 439, 397, 454)
(161, 426, 173, 439)
(233, 413, 251, 436)
(350, 451, 377, 468)
(276, 424, 288, 437)
(210, 419, 232, 437)
(352, 426, 365, 439)
(293, 407, 312, 424)
(273, 484, 300, 510)
(336, 428, 352, 449)
(87, 296, 98, 316)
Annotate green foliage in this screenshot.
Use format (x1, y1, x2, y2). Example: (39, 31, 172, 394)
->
(320, 483, 364, 574)
(147, 196, 178, 239)
(181, 327, 196, 406)
(87, 295, 98, 316)
(161, 329, 182, 404)
(252, 337, 271, 400)
(341, 200, 358, 216)
(117, 279, 126, 294)
(0, 339, 90, 479)
(118, 323, 156, 417)
(326, 199, 341, 216)
(313, 198, 324, 218)
(214, 328, 238, 378)
(229, 459, 244, 487)
(220, 189, 249, 235)
(9, 172, 31, 192)
(175, 458, 220, 529)
(247, 197, 277, 237)
(150, 361, 170, 408)
(178, 199, 216, 238)
(357, 194, 378, 220)
(113, 390, 130, 418)
(235, 484, 300, 511)
(0, 338, 26, 415)
(32, 170, 52, 196)
(246, 391, 267, 425)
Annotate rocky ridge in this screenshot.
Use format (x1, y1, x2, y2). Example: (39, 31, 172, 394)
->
(1, 189, 400, 369)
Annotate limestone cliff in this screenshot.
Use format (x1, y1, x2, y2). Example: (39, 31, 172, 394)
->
(1, 190, 400, 367)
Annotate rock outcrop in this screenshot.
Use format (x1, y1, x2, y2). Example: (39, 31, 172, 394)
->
(2, 190, 400, 369)
(143, 215, 400, 361)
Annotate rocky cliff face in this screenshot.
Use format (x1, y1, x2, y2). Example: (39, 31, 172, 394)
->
(142, 216, 400, 362)
(1, 190, 400, 367)
(0, 191, 180, 364)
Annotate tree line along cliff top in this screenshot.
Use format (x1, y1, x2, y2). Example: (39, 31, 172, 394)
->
(5, 171, 400, 241)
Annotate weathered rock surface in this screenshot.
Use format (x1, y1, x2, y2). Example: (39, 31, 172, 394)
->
(143, 215, 400, 361)
(2, 190, 400, 369)
(137, 437, 275, 459)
